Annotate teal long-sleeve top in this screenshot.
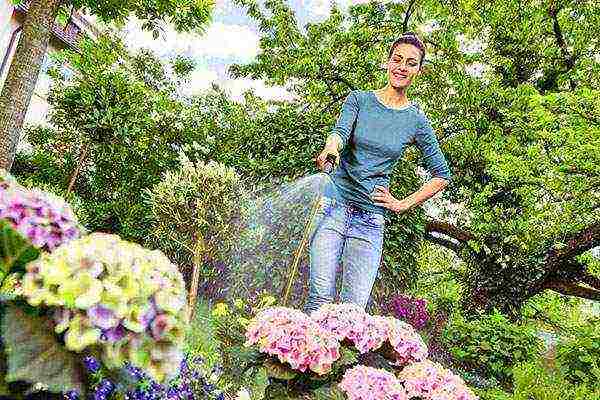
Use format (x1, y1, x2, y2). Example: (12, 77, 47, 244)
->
(322, 89, 452, 215)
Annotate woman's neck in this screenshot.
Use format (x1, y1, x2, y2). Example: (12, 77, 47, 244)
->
(376, 85, 410, 108)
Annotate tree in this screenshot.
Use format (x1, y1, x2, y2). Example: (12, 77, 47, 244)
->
(225, 0, 600, 315)
(14, 35, 198, 242)
(0, 0, 214, 170)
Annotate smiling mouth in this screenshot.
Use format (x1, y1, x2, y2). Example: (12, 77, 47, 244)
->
(393, 72, 408, 79)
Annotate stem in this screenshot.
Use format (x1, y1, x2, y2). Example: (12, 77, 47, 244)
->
(66, 142, 89, 195)
(187, 237, 205, 321)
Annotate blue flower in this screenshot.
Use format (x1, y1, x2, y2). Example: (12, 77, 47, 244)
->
(64, 390, 80, 400)
(83, 355, 101, 373)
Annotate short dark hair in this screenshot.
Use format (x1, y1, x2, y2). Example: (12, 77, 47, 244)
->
(387, 32, 426, 68)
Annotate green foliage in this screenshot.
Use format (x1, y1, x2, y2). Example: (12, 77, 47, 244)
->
(442, 311, 543, 384)
(409, 241, 464, 311)
(184, 300, 223, 370)
(0, 220, 40, 301)
(263, 359, 298, 380)
(15, 35, 197, 243)
(0, 219, 39, 277)
(0, 305, 85, 395)
(68, 0, 214, 37)
(555, 319, 600, 388)
(456, 84, 600, 315)
(209, 298, 269, 395)
(520, 291, 586, 334)
(477, 361, 600, 400)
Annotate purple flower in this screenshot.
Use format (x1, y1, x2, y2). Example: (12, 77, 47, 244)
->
(88, 305, 119, 330)
(125, 362, 146, 381)
(0, 182, 81, 251)
(139, 301, 157, 330)
(150, 314, 174, 340)
(388, 295, 430, 330)
(64, 390, 80, 400)
(101, 324, 126, 342)
(84, 355, 101, 373)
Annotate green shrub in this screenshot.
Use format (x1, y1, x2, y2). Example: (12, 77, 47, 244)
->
(442, 311, 543, 384)
(145, 158, 249, 295)
(185, 299, 223, 370)
(477, 361, 600, 400)
(555, 319, 600, 388)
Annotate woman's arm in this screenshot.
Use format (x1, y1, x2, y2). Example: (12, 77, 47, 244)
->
(372, 178, 448, 214)
(325, 133, 343, 152)
(396, 177, 448, 210)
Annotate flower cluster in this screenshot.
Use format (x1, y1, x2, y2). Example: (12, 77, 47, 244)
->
(244, 307, 340, 374)
(388, 295, 430, 330)
(310, 303, 388, 353)
(310, 303, 428, 364)
(69, 355, 226, 400)
(338, 365, 408, 400)
(0, 174, 80, 251)
(21, 233, 188, 382)
(386, 318, 428, 365)
(398, 360, 478, 400)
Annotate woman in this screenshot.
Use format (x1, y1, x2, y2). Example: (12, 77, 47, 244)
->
(304, 32, 451, 314)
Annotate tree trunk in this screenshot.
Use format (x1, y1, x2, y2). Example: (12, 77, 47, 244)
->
(0, 0, 62, 171)
(66, 141, 88, 194)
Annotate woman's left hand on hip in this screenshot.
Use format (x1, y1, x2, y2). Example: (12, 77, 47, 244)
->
(372, 185, 411, 214)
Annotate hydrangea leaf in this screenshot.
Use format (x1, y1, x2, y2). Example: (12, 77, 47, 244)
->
(0, 351, 9, 396)
(242, 366, 269, 400)
(263, 358, 297, 380)
(1, 305, 85, 395)
(0, 272, 22, 301)
(0, 220, 40, 274)
(336, 346, 358, 367)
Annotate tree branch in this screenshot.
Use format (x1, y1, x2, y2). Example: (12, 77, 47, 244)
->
(544, 223, 600, 269)
(542, 279, 600, 301)
(425, 219, 475, 243)
(402, 0, 418, 32)
(424, 232, 461, 253)
(580, 271, 600, 291)
(548, 2, 578, 89)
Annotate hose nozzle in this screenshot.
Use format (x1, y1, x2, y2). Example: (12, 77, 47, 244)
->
(323, 154, 337, 174)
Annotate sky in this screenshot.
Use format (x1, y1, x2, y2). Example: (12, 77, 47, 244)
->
(115, 0, 488, 103)
(118, 0, 391, 102)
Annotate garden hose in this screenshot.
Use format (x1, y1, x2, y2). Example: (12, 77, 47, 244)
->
(282, 154, 337, 306)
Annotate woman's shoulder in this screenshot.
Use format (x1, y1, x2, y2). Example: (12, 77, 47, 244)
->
(410, 100, 432, 123)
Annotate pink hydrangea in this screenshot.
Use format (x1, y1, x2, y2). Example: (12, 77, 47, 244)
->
(311, 303, 427, 363)
(0, 181, 80, 251)
(311, 303, 388, 353)
(244, 307, 340, 375)
(398, 360, 478, 400)
(386, 317, 428, 365)
(339, 365, 408, 400)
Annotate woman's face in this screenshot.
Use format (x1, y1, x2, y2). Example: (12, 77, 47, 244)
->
(386, 43, 422, 89)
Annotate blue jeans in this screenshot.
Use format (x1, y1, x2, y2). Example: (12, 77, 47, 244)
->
(304, 196, 385, 314)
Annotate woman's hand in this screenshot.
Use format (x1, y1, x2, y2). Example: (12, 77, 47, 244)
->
(372, 185, 412, 214)
(315, 146, 340, 172)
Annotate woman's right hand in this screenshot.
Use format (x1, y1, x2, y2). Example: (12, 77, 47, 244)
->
(315, 147, 340, 172)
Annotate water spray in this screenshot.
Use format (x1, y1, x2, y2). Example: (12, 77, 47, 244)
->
(281, 154, 337, 306)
